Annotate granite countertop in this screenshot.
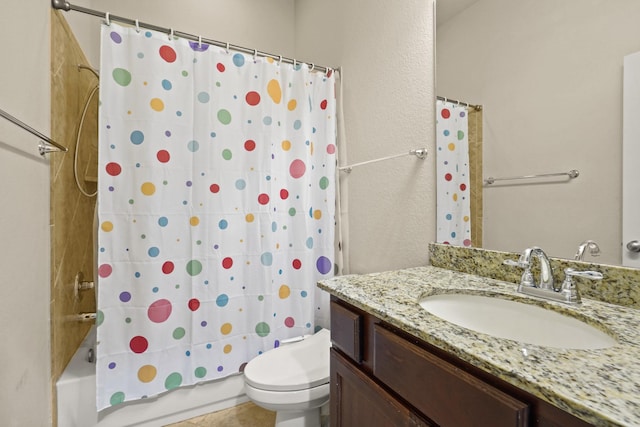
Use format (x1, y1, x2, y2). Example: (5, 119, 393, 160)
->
(318, 266, 640, 427)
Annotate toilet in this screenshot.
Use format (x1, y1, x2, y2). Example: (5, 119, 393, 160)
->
(244, 328, 331, 427)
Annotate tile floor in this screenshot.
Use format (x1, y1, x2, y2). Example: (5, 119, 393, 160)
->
(164, 402, 276, 427)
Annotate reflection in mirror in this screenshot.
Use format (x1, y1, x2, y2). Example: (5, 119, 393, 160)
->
(436, 0, 640, 266)
(435, 97, 483, 248)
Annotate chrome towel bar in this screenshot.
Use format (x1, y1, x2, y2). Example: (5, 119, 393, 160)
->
(0, 107, 68, 155)
(339, 148, 428, 173)
(484, 169, 579, 185)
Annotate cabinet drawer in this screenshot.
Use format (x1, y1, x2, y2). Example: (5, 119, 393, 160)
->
(373, 325, 529, 427)
(330, 301, 363, 363)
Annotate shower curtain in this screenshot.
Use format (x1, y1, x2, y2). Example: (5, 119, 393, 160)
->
(436, 100, 471, 246)
(97, 23, 336, 410)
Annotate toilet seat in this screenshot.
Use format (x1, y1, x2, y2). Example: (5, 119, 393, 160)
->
(244, 328, 331, 392)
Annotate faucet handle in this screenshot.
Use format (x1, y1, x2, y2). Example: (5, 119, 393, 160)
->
(560, 268, 603, 304)
(503, 259, 527, 268)
(503, 247, 532, 268)
(564, 268, 603, 281)
(503, 258, 534, 287)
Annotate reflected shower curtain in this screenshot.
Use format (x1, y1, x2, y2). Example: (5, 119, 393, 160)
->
(436, 100, 471, 246)
(97, 23, 336, 410)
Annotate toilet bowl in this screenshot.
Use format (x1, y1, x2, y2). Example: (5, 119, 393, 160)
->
(244, 328, 331, 427)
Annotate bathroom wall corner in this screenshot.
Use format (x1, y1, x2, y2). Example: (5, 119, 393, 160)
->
(50, 10, 98, 426)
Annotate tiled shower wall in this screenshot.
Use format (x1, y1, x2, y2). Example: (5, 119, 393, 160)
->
(50, 9, 98, 419)
(468, 108, 483, 247)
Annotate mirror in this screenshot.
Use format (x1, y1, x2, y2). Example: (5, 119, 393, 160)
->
(435, 0, 640, 266)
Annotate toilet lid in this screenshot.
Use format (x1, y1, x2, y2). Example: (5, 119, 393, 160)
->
(244, 328, 331, 392)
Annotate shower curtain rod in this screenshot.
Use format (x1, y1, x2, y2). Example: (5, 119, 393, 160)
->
(0, 107, 68, 155)
(437, 95, 482, 111)
(51, 0, 334, 74)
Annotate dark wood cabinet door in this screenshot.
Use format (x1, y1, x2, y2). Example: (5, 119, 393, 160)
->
(331, 348, 433, 427)
(330, 300, 363, 363)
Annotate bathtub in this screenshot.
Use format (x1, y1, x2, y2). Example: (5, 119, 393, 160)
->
(56, 326, 248, 427)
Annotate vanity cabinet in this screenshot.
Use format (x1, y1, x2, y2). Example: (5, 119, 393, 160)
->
(330, 297, 594, 427)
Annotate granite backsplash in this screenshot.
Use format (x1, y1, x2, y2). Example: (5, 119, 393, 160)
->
(429, 243, 640, 309)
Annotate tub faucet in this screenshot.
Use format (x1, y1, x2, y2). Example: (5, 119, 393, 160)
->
(574, 240, 601, 261)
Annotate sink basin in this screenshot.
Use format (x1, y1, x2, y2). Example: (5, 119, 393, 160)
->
(419, 293, 617, 350)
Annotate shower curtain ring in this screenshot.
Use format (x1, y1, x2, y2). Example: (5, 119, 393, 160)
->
(135, 19, 140, 33)
(225, 42, 230, 54)
(293, 59, 297, 68)
(310, 63, 315, 71)
(198, 35, 202, 47)
(169, 28, 174, 40)
(104, 12, 110, 26)
(253, 48, 258, 61)
(278, 55, 282, 65)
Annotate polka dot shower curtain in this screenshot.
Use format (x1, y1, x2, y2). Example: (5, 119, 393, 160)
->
(436, 100, 471, 246)
(97, 22, 336, 410)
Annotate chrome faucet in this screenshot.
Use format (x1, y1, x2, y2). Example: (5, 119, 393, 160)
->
(504, 246, 603, 304)
(504, 246, 554, 291)
(527, 247, 555, 290)
(574, 240, 601, 261)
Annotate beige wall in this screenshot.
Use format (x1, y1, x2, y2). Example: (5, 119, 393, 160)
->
(437, 0, 640, 265)
(296, 0, 437, 273)
(0, 1, 52, 426)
